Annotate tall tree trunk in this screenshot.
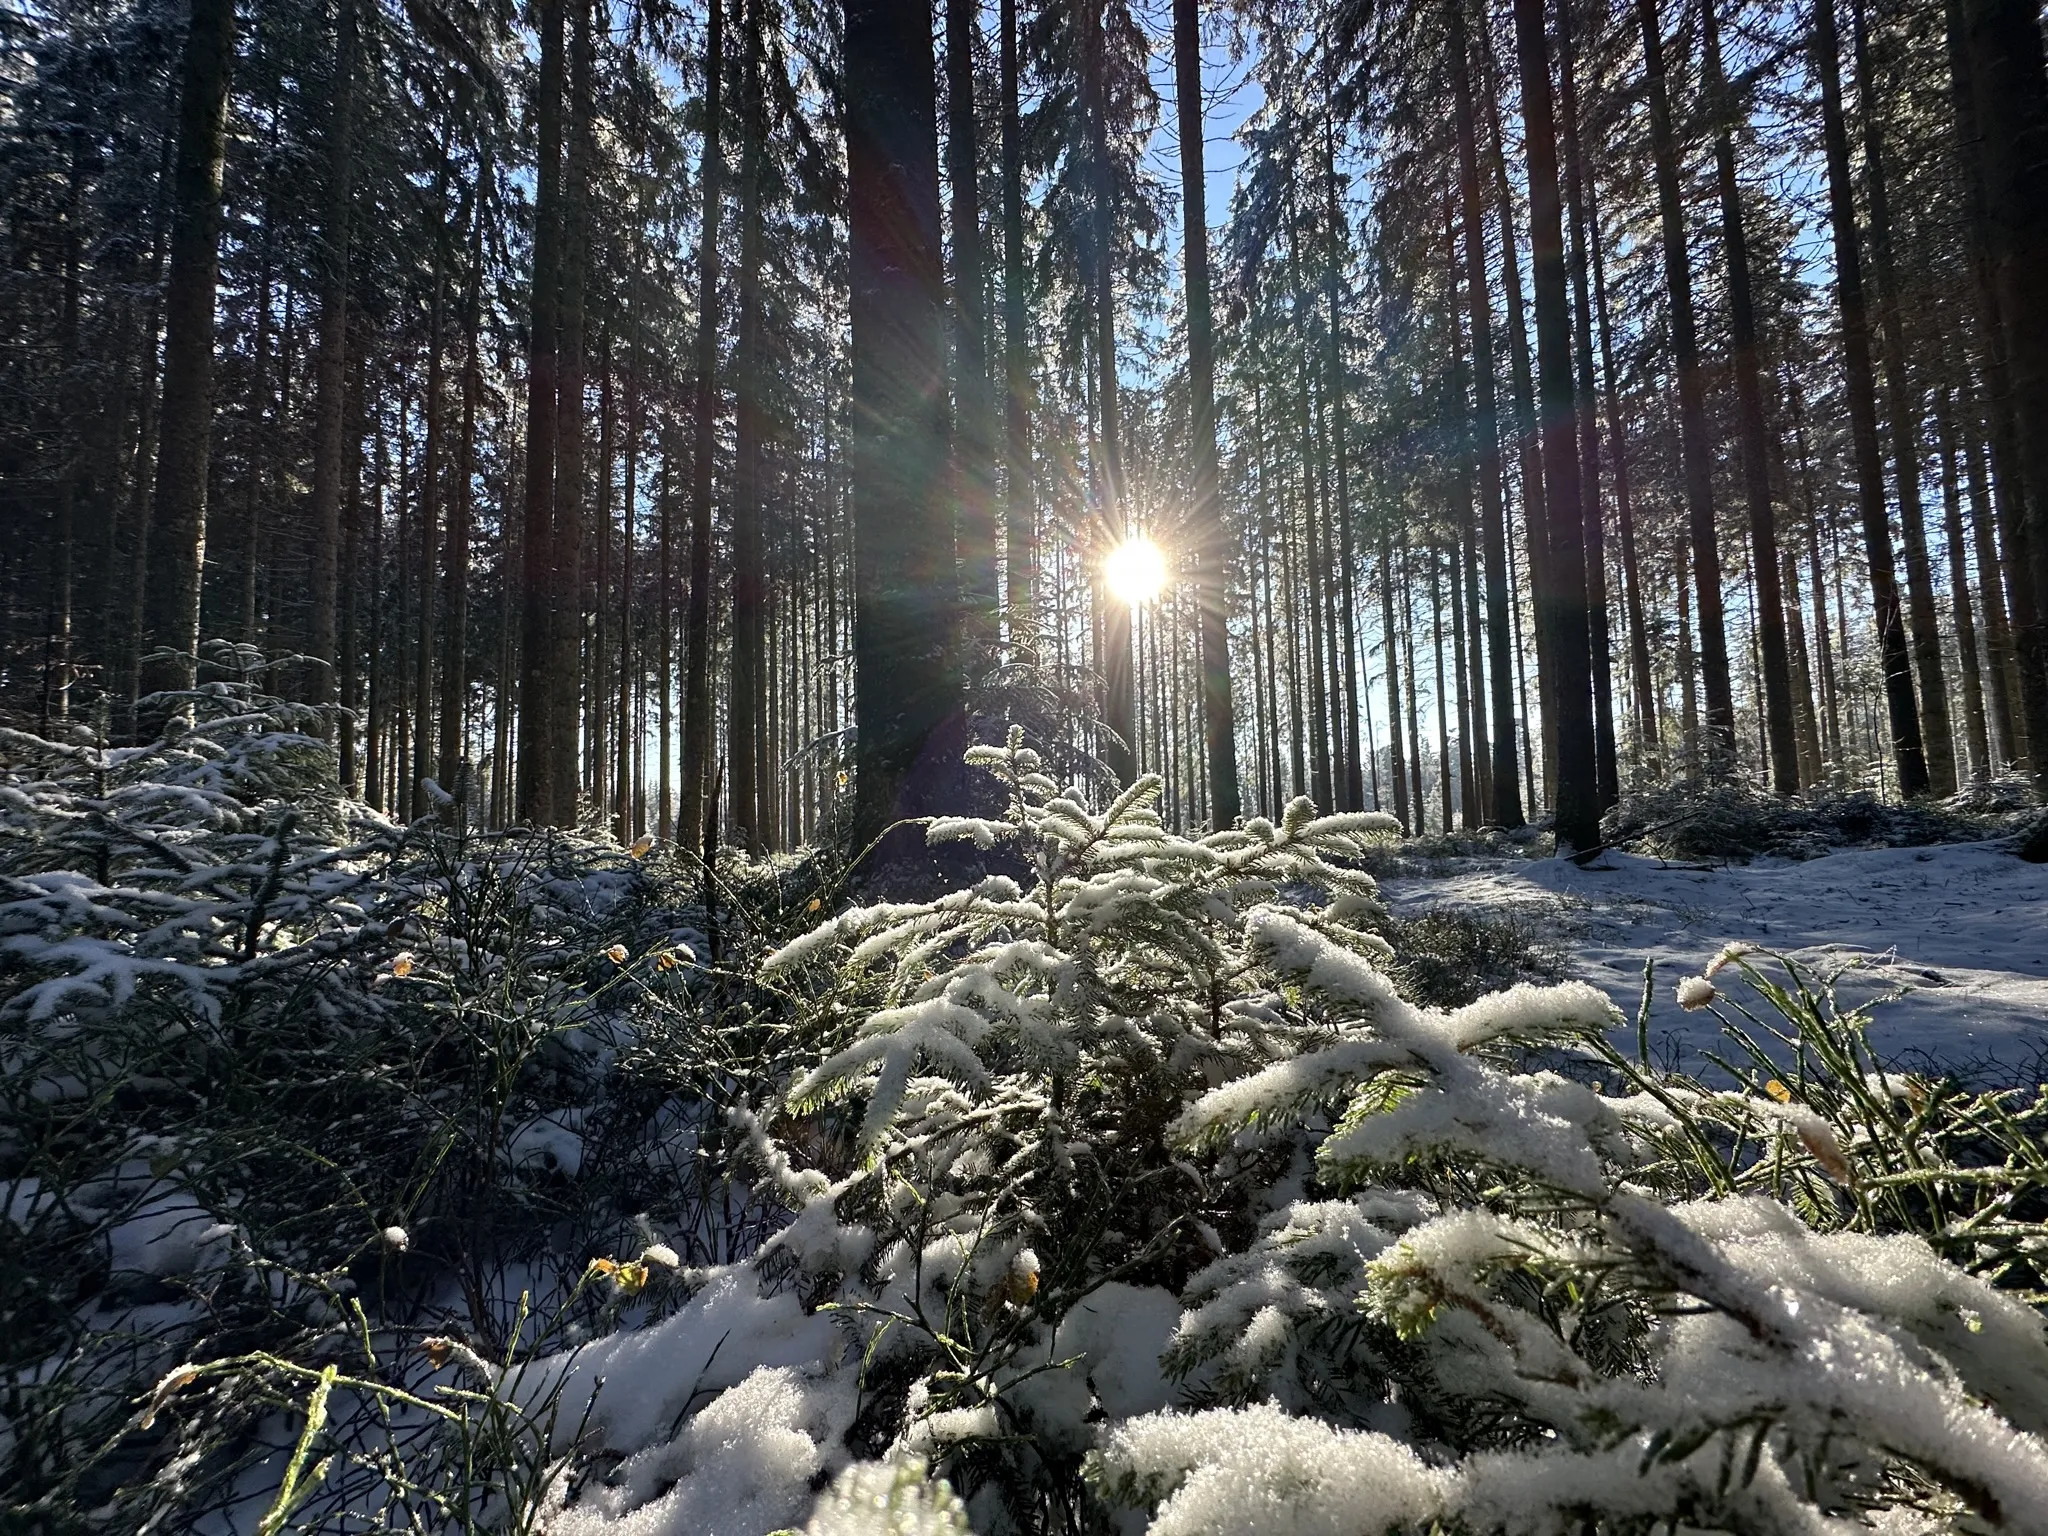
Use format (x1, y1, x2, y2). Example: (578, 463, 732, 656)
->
(1702, 0, 1801, 792)
(1452, 529, 1478, 824)
(1513, 0, 1600, 854)
(1961, 370, 2019, 765)
(658, 441, 673, 843)
(112, 135, 176, 729)
(1587, 175, 1658, 764)
(141, 0, 237, 707)
(1635, 0, 1736, 770)
(846, 0, 956, 834)
(440, 148, 486, 805)
(1449, 0, 1524, 829)
(413, 151, 449, 816)
(550, 0, 593, 821)
(1323, 111, 1364, 816)
(120, 289, 165, 732)
(339, 353, 364, 790)
(1462, 514, 1491, 815)
(1851, 0, 1956, 794)
(618, 355, 641, 839)
(367, 430, 389, 810)
(1084, 0, 1133, 788)
(1000, 0, 1034, 636)
(307, 0, 357, 717)
(1781, 547, 1826, 784)
(1954, 0, 2048, 797)
(1945, 0, 2024, 769)
(517, 0, 565, 823)
(1290, 227, 1334, 811)
(1813, 0, 1929, 794)
(1401, 544, 1425, 821)
(1432, 543, 1454, 830)
(730, 0, 767, 850)
(590, 351, 613, 806)
(41, 158, 83, 728)
(680, 0, 723, 859)
(1380, 532, 1410, 829)
(949, 0, 998, 653)
(1174, 0, 1240, 824)
(631, 420, 650, 834)
(1481, 50, 1554, 800)
(1556, 0, 1618, 809)
(1934, 386, 1992, 778)
(239, 133, 279, 657)
(1788, 370, 1845, 767)
(1676, 529, 1699, 755)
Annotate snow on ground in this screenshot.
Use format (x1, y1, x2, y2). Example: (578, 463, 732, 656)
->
(1381, 839, 2048, 1078)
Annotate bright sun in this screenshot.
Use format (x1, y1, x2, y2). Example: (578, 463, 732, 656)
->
(1103, 536, 1168, 606)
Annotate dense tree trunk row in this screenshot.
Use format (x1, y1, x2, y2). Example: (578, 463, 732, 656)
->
(5, 0, 2047, 867)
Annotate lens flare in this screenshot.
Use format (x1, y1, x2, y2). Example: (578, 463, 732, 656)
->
(1103, 536, 1168, 607)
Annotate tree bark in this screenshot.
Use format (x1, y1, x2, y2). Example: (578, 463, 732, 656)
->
(1084, 0, 1133, 789)
(1813, 0, 1929, 794)
(1587, 175, 1658, 763)
(949, 0, 999, 652)
(1556, 0, 1618, 809)
(1481, 50, 1553, 801)
(141, 0, 237, 708)
(412, 149, 450, 817)
(440, 148, 486, 804)
(517, 0, 566, 824)
(1960, 370, 2018, 766)
(1175, 0, 1239, 824)
(1852, 0, 1956, 794)
(549, 0, 593, 821)
(1322, 112, 1363, 817)
(1449, 0, 1523, 829)
(680, 0, 723, 860)
(1934, 386, 1992, 778)
(847, 0, 957, 834)
(730, 0, 768, 850)
(307, 0, 357, 717)
(1513, 0, 1600, 855)
(1956, 0, 2048, 797)
(1635, 0, 1736, 770)
(1702, 0, 1801, 793)
(1380, 531, 1409, 830)
(1781, 546, 1826, 784)
(1000, 0, 1034, 637)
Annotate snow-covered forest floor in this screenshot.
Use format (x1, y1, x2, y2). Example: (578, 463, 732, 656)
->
(1384, 839, 2048, 1077)
(12, 691, 2048, 1534)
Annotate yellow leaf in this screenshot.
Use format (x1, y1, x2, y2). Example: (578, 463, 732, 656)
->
(1765, 1079, 1791, 1103)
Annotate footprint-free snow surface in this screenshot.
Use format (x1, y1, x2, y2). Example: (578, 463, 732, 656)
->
(1381, 840, 2048, 1080)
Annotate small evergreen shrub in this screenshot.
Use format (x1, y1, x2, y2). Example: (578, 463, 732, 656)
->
(527, 735, 2048, 1535)
(1604, 779, 2026, 863)
(1379, 906, 1566, 1008)
(0, 674, 724, 1530)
